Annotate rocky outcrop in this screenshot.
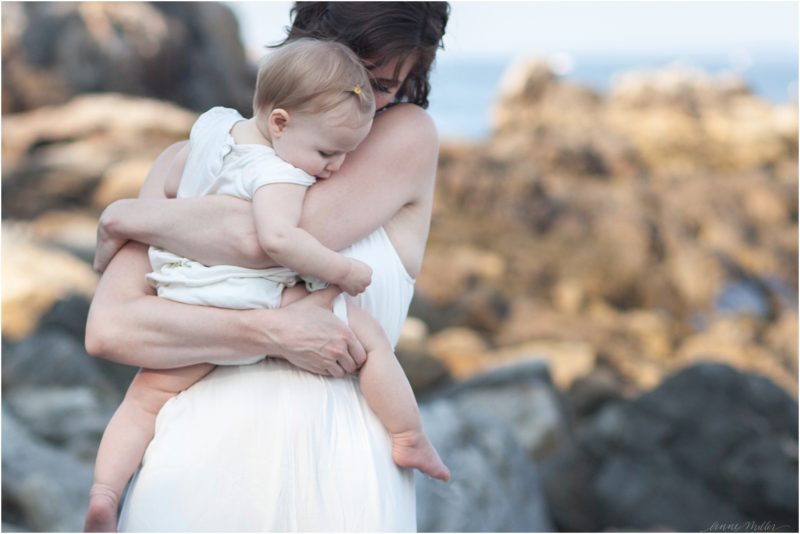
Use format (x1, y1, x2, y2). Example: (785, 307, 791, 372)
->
(424, 58, 797, 395)
(491, 58, 797, 175)
(2, 2, 254, 115)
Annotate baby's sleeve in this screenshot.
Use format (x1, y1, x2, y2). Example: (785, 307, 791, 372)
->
(189, 107, 238, 143)
(241, 152, 317, 198)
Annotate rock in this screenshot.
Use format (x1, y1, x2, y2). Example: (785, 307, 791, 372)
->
(566, 364, 629, 419)
(667, 244, 726, 310)
(496, 298, 595, 347)
(495, 58, 558, 103)
(609, 63, 748, 109)
(30, 210, 99, 263)
(743, 185, 791, 227)
(540, 362, 798, 531)
(416, 397, 555, 531)
(2, 409, 93, 532)
(415, 245, 506, 307)
(2, 94, 195, 219)
(675, 316, 797, 397)
(491, 58, 604, 138)
(551, 277, 586, 314)
(486, 340, 596, 391)
(2, 2, 254, 115)
(457, 286, 510, 334)
(619, 308, 673, 361)
(396, 345, 452, 395)
(762, 276, 799, 312)
(607, 63, 797, 172)
(396, 316, 429, 353)
(2, 327, 123, 400)
(426, 327, 490, 379)
(36, 293, 91, 341)
(765, 311, 798, 375)
(407, 293, 463, 335)
(433, 360, 571, 461)
(4, 386, 115, 461)
(591, 451, 745, 531)
(92, 156, 155, 208)
(2, 224, 98, 340)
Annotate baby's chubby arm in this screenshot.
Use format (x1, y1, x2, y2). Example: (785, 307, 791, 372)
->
(253, 184, 372, 296)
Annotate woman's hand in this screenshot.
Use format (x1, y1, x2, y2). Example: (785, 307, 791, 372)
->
(271, 287, 366, 377)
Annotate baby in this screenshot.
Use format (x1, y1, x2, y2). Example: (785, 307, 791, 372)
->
(84, 38, 450, 532)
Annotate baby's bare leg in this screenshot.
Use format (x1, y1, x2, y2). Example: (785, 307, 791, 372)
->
(280, 284, 310, 307)
(347, 303, 450, 481)
(85, 364, 214, 532)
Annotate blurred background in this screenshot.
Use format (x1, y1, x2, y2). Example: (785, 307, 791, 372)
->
(2, 1, 797, 531)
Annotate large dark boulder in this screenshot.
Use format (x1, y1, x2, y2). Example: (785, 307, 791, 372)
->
(541, 362, 798, 531)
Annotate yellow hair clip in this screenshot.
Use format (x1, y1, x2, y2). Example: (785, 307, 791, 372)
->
(353, 84, 362, 96)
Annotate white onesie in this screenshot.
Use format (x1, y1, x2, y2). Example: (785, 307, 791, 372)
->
(146, 107, 345, 364)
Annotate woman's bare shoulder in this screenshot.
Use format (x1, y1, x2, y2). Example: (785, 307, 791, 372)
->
(373, 103, 439, 147)
(368, 104, 439, 193)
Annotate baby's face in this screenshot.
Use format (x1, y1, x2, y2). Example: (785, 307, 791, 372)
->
(273, 104, 372, 179)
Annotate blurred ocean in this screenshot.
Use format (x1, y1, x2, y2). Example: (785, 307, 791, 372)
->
(429, 51, 799, 141)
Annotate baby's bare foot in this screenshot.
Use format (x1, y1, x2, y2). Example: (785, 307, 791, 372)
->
(84, 485, 119, 532)
(391, 429, 451, 482)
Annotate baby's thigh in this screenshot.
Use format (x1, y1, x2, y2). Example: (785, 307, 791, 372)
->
(280, 284, 310, 307)
(346, 302, 392, 354)
(126, 365, 214, 415)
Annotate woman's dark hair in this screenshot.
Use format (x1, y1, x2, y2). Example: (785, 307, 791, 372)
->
(278, 2, 450, 109)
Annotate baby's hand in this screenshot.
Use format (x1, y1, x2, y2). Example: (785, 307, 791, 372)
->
(337, 259, 372, 296)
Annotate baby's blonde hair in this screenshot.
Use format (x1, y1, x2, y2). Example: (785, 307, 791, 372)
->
(253, 38, 375, 123)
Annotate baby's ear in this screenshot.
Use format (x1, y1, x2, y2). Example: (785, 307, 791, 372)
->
(268, 109, 290, 137)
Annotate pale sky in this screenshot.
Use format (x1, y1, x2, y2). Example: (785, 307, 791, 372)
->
(226, 1, 798, 60)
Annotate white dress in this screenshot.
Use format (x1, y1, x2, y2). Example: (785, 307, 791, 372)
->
(118, 227, 418, 532)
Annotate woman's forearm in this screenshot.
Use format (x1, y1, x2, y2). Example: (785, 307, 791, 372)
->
(87, 241, 365, 373)
(85, 241, 275, 368)
(102, 196, 270, 269)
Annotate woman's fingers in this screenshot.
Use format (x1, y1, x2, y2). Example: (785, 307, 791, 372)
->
(327, 327, 364, 374)
(327, 363, 345, 378)
(335, 350, 357, 373)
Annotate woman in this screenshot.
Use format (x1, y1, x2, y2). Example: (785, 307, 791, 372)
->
(86, 2, 450, 530)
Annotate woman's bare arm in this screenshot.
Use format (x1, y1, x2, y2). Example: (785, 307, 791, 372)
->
(94, 104, 439, 271)
(86, 142, 366, 373)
